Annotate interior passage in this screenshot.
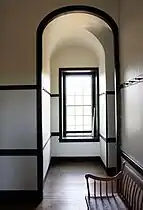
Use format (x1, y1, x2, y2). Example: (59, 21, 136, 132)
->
(40, 160, 106, 210)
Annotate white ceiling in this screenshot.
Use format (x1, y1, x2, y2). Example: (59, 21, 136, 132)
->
(43, 12, 110, 60)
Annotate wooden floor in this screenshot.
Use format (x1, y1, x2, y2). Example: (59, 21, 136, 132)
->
(0, 160, 106, 210)
(38, 160, 106, 210)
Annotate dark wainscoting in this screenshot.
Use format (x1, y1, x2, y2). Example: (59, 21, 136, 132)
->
(121, 150, 143, 176)
(99, 134, 116, 143)
(0, 190, 40, 204)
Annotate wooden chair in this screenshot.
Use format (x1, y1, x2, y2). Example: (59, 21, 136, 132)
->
(85, 162, 143, 210)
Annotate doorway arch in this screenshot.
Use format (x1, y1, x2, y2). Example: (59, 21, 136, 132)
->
(36, 5, 120, 200)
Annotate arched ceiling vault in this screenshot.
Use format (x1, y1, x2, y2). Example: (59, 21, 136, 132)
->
(43, 12, 111, 61)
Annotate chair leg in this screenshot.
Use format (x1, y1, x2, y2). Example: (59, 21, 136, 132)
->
(85, 196, 90, 210)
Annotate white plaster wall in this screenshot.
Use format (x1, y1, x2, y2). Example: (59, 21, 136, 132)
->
(51, 136, 100, 157)
(97, 29, 115, 169)
(120, 0, 143, 84)
(42, 31, 52, 180)
(51, 97, 59, 132)
(0, 0, 119, 84)
(50, 45, 99, 156)
(100, 137, 106, 166)
(43, 140, 51, 178)
(0, 156, 37, 190)
(99, 94, 106, 137)
(91, 29, 114, 92)
(42, 90, 51, 147)
(42, 28, 51, 92)
(121, 84, 143, 167)
(51, 45, 98, 93)
(0, 90, 37, 149)
(120, 0, 143, 168)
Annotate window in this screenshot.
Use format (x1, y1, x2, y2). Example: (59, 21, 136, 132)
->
(66, 75, 92, 135)
(59, 68, 99, 142)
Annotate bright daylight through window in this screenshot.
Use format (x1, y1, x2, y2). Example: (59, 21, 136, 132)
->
(66, 75, 92, 136)
(59, 69, 98, 142)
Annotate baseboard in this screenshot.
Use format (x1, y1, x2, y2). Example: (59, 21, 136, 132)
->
(43, 160, 52, 184)
(51, 132, 59, 136)
(99, 134, 116, 143)
(51, 156, 101, 164)
(100, 158, 116, 176)
(106, 167, 116, 176)
(0, 190, 42, 204)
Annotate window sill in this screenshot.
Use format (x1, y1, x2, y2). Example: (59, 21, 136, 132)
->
(59, 136, 99, 143)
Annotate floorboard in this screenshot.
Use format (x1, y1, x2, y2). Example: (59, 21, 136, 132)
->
(38, 159, 106, 210)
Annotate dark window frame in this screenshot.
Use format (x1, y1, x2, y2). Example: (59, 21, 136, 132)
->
(59, 67, 99, 142)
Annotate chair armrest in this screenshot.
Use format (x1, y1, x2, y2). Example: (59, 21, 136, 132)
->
(85, 171, 123, 181)
(85, 161, 126, 181)
(85, 162, 126, 198)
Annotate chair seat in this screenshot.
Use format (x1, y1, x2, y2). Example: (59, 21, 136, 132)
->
(85, 195, 128, 210)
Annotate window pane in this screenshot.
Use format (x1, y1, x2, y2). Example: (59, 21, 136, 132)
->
(75, 87, 83, 95)
(66, 86, 74, 95)
(84, 116, 92, 125)
(83, 88, 91, 95)
(66, 78, 75, 95)
(66, 96, 74, 105)
(65, 74, 93, 135)
(84, 125, 92, 131)
(84, 96, 92, 105)
(75, 126, 84, 131)
(76, 116, 83, 125)
(67, 106, 75, 116)
(75, 106, 83, 116)
(67, 126, 75, 131)
(84, 106, 92, 115)
(75, 95, 83, 105)
(67, 116, 75, 126)
(83, 78, 91, 95)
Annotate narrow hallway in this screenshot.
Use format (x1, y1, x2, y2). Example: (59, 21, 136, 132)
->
(40, 160, 106, 210)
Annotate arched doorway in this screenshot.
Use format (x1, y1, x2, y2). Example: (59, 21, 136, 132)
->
(36, 5, 120, 200)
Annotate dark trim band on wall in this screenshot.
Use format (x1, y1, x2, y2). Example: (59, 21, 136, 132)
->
(99, 92, 106, 96)
(121, 150, 143, 176)
(106, 91, 115, 95)
(51, 156, 101, 164)
(51, 132, 99, 142)
(43, 136, 51, 150)
(51, 93, 59, 97)
(51, 132, 60, 136)
(99, 91, 115, 96)
(120, 76, 143, 89)
(59, 137, 99, 143)
(42, 88, 60, 97)
(0, 85, 38, 90)
(0, 149, 38, 156)
(66, 131, 91, 133)
(59, 67, 98, 71)
(42, 88, 51, 96)
(99, 134, 116, 143)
